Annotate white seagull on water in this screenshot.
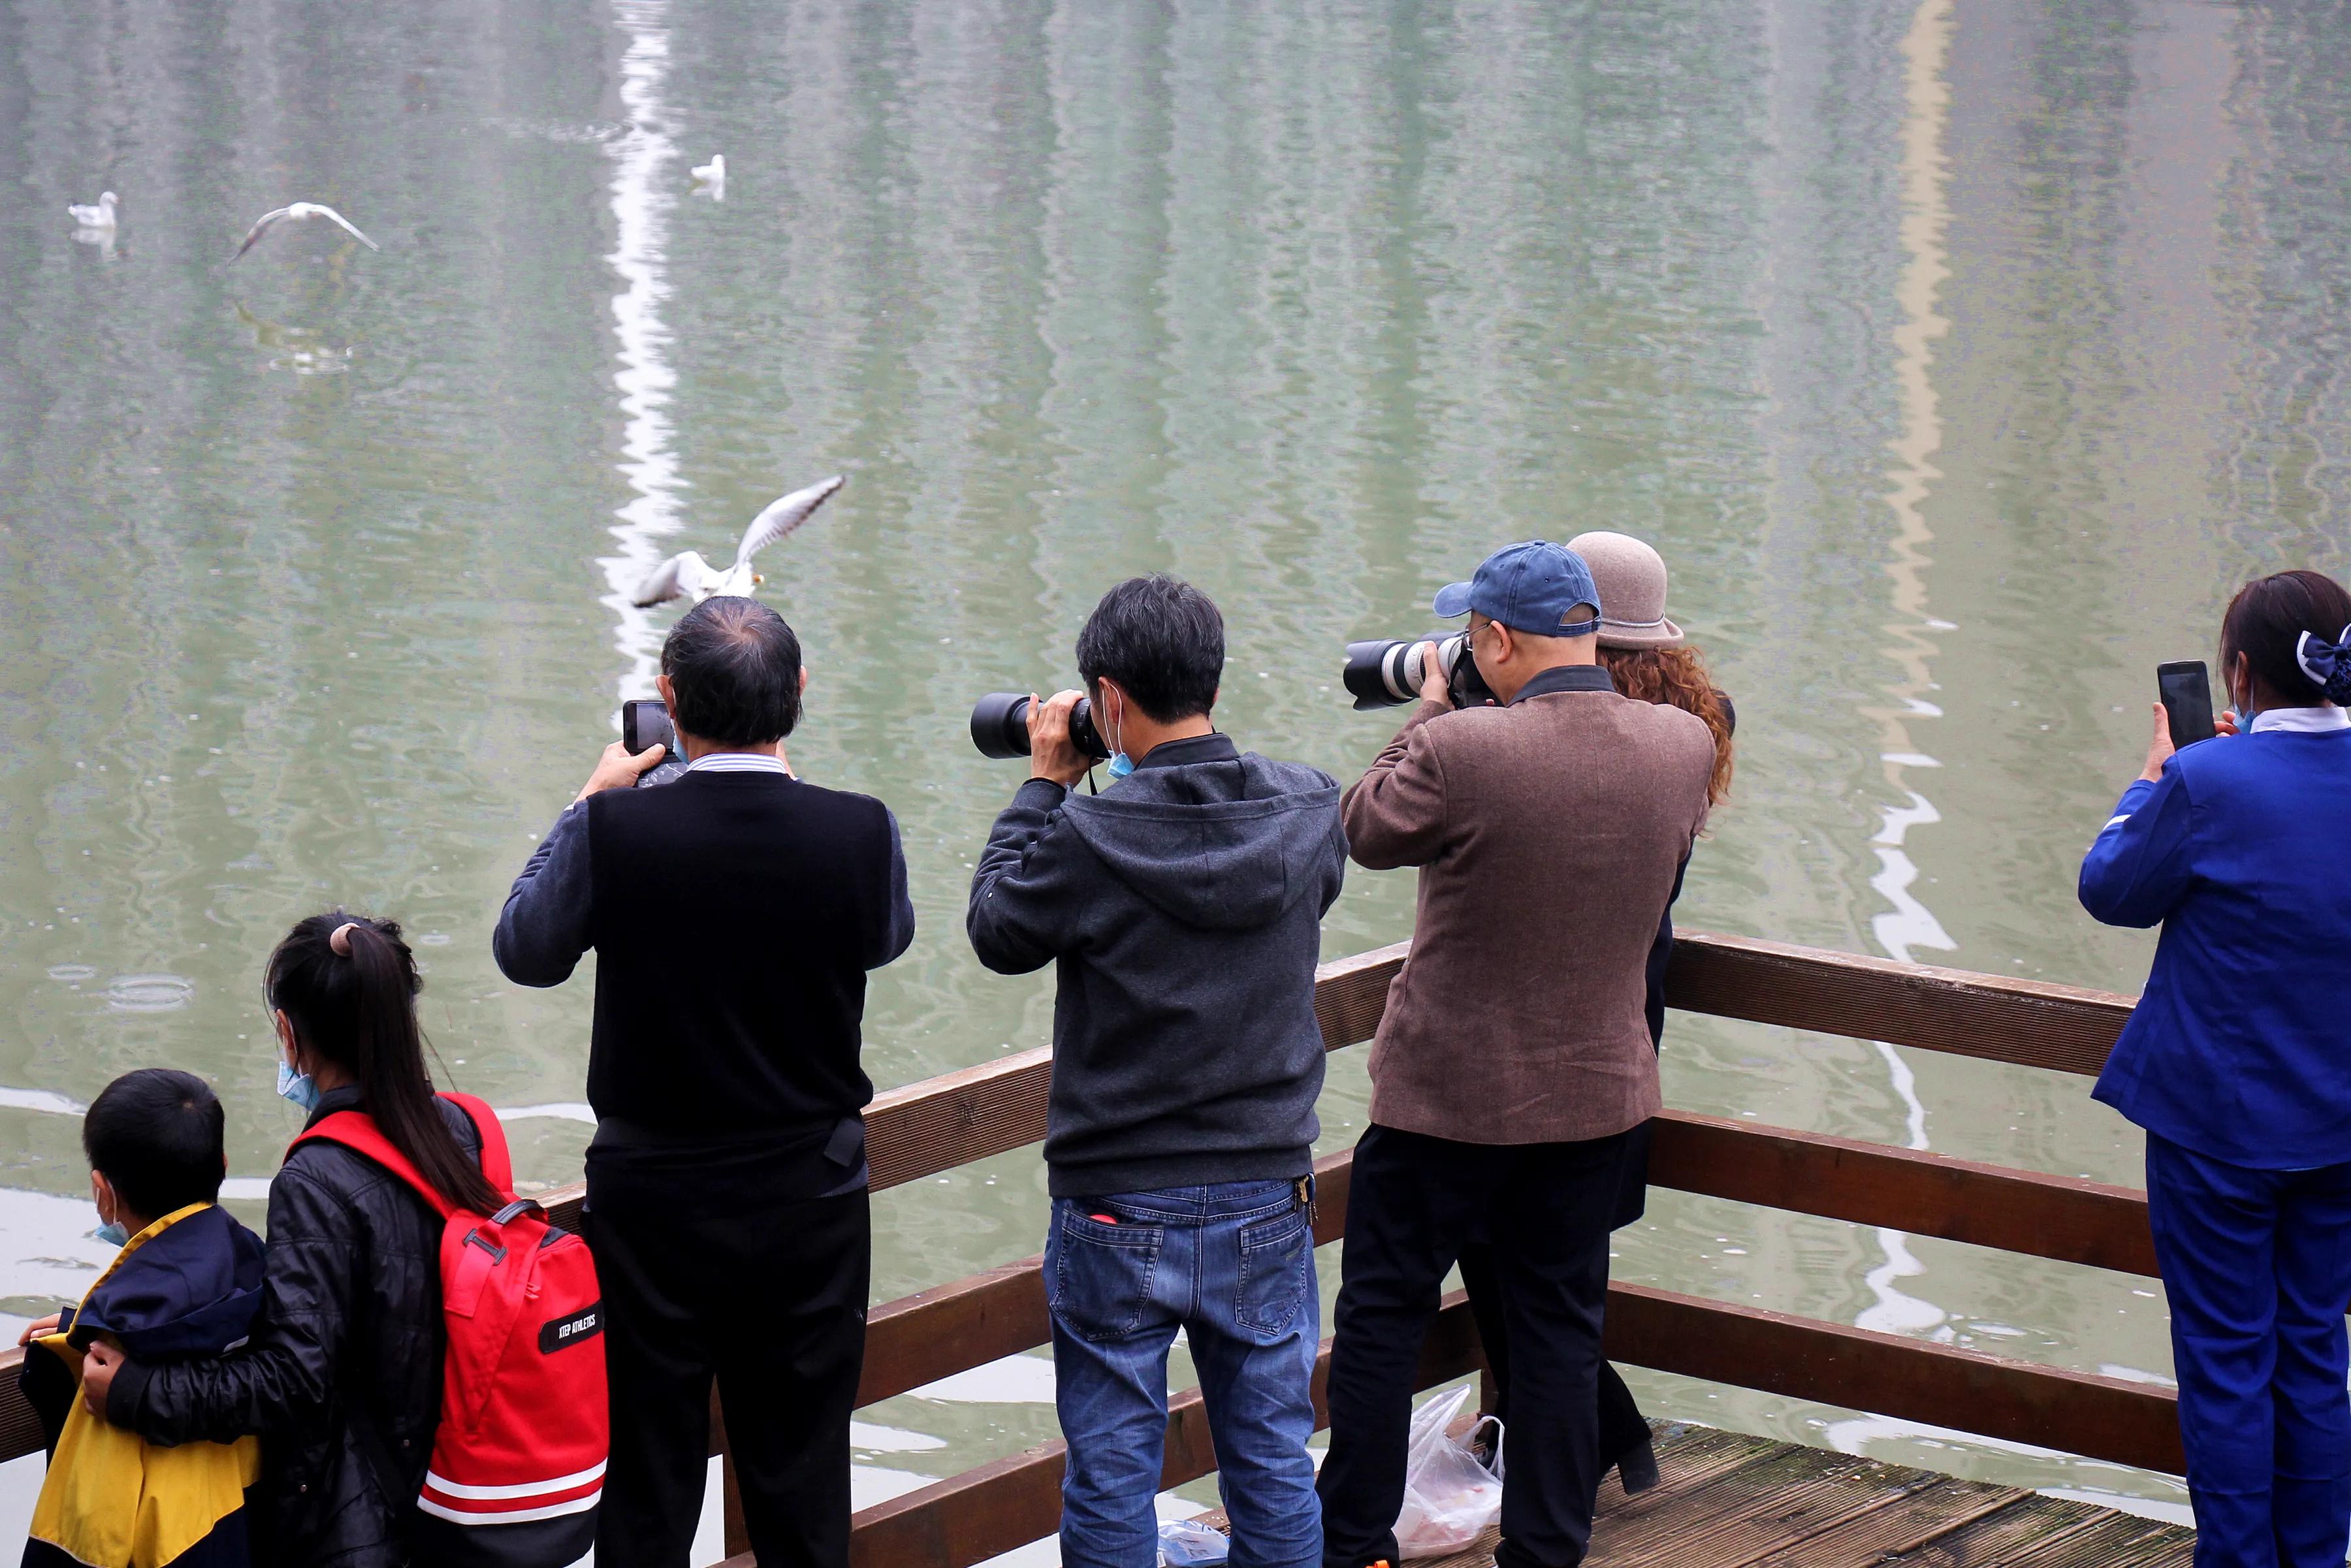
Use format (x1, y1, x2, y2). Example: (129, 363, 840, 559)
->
(633, 473, 846, 608)
(691, 153, 726, 189)
(68, 191, 118, 228)
(231, 202, 380, 262)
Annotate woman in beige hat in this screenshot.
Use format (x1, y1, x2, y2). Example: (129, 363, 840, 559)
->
(1573, 529, 1735, 804)
(1459, 530, 1733, 1495)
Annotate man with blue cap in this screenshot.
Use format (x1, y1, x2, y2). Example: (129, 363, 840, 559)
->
(1319, 541, 1718, 1568)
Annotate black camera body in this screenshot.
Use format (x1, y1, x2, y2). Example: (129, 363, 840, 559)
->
(1341, 633, 1497, 711)
(970, 692, 1112, 762)
(619, 698, 692, 788)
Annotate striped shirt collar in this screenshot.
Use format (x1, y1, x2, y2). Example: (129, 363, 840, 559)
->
(2249, 706, 2351, 735)
(686, 751, 795, 776)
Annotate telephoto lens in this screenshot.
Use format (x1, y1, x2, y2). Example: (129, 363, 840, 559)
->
(1341, 633, 1473, 711)
(968, 693, 1112, 761)
(1339, 633, 1497, 711)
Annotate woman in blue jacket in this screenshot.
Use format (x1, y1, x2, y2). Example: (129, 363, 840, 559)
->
(2081, 568, 2351, 1568)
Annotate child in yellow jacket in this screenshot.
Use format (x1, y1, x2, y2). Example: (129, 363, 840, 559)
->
(18, 1070, 264, 1568)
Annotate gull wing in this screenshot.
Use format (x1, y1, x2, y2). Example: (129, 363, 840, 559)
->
(734, 473, 845, 568)
(230, 207, 295, 262)
(313, 204, 381, 251)
(633, 550, 714, 607)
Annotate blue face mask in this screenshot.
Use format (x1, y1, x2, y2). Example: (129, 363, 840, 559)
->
(276, 1059, 322, 1113)
(94, 1221, 128, 1248)
(1104, 703, 1134, 780)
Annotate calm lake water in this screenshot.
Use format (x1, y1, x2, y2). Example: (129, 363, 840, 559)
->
(5, 0, 2350, 1545)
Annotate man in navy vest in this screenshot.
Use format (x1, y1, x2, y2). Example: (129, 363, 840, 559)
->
(494, 596, 914, 1568)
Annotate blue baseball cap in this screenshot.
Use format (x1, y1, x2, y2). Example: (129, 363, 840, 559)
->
(1431, 541, 1603, 637)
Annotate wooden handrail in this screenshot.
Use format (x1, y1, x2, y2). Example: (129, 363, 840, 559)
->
(1648, 1111, 2159, 1277)
(816, 1124, 2173, 1563)
(1661, 932, 2133, 1078)
(0, 928, 2158, 1559)
(534, 927, 2136, 1232)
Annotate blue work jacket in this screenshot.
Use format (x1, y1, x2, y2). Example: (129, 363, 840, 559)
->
(2079, 718, 2351, 1168)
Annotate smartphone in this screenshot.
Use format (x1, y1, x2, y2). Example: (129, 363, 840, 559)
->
(618, 699, 688, 788)
(620, 699, 674, 758)
(2157, 660, 2216, 750)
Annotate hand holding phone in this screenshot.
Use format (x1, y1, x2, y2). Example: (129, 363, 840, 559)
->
(621, 699, 675, 760)
(616, 699, 691, 790)
(2157, 661, 2216, 750)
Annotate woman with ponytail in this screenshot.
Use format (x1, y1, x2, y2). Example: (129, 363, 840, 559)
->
(83, 913, 491, 1568)
(2081, 568, 2351, 1568)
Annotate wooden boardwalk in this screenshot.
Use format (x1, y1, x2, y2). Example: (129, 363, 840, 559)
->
(1383, 1423, 2190, 1568)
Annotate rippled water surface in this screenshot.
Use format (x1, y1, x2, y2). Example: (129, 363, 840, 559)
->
(5, 0, 2350, 1536)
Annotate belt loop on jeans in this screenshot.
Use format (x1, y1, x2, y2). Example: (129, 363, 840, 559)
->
(1294, 1174, 1317, 1225)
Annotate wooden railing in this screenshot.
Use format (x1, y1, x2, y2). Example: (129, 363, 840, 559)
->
(0, 933, 2166, 1566)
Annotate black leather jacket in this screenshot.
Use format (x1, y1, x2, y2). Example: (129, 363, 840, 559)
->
(109, 1089, 479, 1568)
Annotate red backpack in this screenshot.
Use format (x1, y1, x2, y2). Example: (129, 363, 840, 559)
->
(295, 1093, 608, 1568)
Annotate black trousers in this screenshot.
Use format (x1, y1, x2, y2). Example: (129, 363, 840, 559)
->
(1460, 1116, 1655, 1471)
(1318, 1124, 1628, 1568)
(587, 1189, 871, 1568)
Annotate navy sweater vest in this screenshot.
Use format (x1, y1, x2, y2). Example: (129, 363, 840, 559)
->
(581, 772, 898, 1147)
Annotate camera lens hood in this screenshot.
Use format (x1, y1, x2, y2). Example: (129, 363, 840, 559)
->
(969, 692, 1035, 759)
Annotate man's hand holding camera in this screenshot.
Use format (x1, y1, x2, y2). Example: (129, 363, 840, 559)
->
(1028, 690, 1094, 788)
(575, 740, 669, 803)
(1413, 641, 1453, 711)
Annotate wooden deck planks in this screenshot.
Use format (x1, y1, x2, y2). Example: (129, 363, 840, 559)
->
(1403, 1424, 2192, 1568)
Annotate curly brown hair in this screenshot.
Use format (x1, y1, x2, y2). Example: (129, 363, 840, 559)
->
(1600, 645, 1735, 806)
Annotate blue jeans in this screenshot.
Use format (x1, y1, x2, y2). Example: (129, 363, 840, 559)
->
(1045, 1179, 1322, 1568)
(2147, 1132, 2351, 1568)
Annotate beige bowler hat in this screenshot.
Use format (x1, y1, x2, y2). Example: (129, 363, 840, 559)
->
(1565, 531, 1684, 649)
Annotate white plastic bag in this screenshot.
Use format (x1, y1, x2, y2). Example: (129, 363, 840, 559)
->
(1158, 1517, 1231, 1566)
(1392, 1384, 1505, 1558)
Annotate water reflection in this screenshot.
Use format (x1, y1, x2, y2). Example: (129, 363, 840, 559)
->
(1853, 0, 1956, 1348)
(234, 302, 355, 377)
(600, 0, 690, 702)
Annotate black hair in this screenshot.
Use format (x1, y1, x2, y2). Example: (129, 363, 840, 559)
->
(2221, 569, 2351, 707)
(266, 912, 502, 1215)
(1074, 575, 1224, 724)
(661, 596, 803, 746)
(84, 1069, 225, 1223)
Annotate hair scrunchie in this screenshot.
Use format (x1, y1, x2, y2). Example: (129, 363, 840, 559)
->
(2295, 622, 2351, 705)
(328, 921, 362, 957)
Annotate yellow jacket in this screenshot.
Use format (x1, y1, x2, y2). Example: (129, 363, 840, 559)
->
(23, 1204, 265, 1568)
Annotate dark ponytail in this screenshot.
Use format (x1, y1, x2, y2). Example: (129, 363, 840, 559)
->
(266, 912, 504, 1215)
(2221, 569, 2351, 708)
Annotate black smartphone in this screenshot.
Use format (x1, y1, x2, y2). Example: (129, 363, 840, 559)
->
(2157, 660, 2216, 750)
(620, 698, 674, 757)
(618, 699, 688, 788)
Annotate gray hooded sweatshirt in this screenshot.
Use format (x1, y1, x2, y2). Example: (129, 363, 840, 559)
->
(967, 733, 1348, 1198)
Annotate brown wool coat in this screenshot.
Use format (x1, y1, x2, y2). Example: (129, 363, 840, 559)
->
(1342, 684, 1716, 1145)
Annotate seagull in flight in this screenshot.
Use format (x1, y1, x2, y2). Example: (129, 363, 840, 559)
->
(231, 202, 380, 262)
(68, 191, 118, 228)
(633, 474, 846, 608)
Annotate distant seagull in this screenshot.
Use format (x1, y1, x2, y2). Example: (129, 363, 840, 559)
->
(231, 202, 380, 262)
(691, 154, 726, 197)
(68, 191, 118, 228)
(633, 473, 845, 608)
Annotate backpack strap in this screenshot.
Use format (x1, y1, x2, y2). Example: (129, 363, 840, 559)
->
(291, 1093, 514, 1218)
(438, 1091, 515, 1201)
(295, 1110, 456, 1220)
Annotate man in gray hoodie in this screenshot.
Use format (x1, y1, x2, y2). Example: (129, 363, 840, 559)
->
(968, 574, 1347, 1568)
